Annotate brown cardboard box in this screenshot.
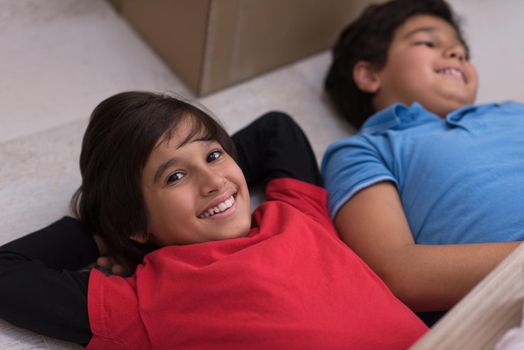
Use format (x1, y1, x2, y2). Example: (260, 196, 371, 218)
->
(110, 0, 365, 96)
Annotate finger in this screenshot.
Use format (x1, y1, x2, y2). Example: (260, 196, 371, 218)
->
(97, 256, 110, 268)
(111, 264, 126, 276)
(111, 264, 127, 276)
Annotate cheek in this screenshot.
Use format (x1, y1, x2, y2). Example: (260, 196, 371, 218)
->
(160, 191, 194, 219)
(228, 162, 249, 201)
(142, 193, 164, 233)
(381, 51, 428, 86)
(233, 165, 248, 192)
(145, 190, 191, 231)
(467, 65, 479, 92)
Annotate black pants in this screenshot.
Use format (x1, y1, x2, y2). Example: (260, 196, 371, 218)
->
(232, 111, 322, 188)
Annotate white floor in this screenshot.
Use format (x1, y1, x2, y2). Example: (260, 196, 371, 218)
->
(1, 0, 524, 238)
(0, 0, 355, 242)
(0, 0, 523, 245)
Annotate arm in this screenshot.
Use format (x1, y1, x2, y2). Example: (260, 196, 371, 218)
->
(232, 111, 321, 188)
(336, 182, 520, 312)
(0, 217, 97, 345)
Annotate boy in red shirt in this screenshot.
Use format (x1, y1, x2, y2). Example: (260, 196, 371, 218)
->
(0, 91, 426, 349)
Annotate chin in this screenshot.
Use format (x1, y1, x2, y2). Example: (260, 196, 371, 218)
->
(444, 91, 476, 107)
(428, 98, 473, 117)
(221, 223, 251, 241)
(234, 223, 252, 238)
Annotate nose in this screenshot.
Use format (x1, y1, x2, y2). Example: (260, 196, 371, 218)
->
(445, 44, 466, 62)
(198, 166, 226, 196)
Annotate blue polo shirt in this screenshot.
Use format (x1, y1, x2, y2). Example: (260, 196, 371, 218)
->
(321, 102, 524, 244)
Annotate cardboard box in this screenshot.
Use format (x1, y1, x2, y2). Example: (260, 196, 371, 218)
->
(110, 0, 364, 96)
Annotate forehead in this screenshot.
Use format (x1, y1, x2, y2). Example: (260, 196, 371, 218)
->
(158, 115, 211, 150)
(394, 14, 460, 42)
(143, 119, 216, 185)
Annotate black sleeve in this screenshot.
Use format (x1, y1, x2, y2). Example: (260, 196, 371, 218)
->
(231, 111, 322, 188)
(0, 217, 97, 345)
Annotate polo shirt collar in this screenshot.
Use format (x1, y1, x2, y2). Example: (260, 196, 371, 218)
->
(361, 102, 498, 133)
(360, 103, 435, 133)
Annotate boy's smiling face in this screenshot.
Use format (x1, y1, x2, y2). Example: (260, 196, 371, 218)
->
(138, 117, 251, 246)
(369, 14, 478, 117)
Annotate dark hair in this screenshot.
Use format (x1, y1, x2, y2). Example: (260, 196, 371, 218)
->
(325, 0, 469, 128)
(71, 91, 236, 269)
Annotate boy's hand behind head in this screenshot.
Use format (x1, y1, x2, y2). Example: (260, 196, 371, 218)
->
(96, 256, 131, 276)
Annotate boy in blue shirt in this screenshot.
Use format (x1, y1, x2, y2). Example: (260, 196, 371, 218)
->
(321, 0, 524, 325)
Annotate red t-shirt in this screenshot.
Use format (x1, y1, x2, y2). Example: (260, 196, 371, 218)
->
(86, 178, 427, 349)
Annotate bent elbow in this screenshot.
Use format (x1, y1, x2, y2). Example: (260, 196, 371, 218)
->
(381, 272, 425, 311)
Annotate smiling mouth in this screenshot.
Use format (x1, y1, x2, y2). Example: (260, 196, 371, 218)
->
(435, 67, 467, 83)
(198, 194, 236, 218)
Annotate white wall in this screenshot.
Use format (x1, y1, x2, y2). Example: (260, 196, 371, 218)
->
(449, 0, 524, 103)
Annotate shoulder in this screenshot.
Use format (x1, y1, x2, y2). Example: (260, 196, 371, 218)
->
(497, 101, 524, 113)
(323, 103, 439, 164)
(448, 101, 524, 124)
(264, 178, 326, 207)
(260, 178, 331, 225)
(464, 101, 524, 115)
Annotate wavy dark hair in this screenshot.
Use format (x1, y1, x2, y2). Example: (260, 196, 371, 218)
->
(325, 0, 469, 129)
(71, 91, 236, 270)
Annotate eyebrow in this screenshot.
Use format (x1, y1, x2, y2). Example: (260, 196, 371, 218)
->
(402, 26, 439, 39)
(153, 157, 180, 184)
(152, 138, 216, 184)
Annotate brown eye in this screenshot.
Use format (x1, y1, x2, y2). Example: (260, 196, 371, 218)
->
(207, 150, 222, 163)
(415, 40, 435, 48)
(166, 171, 184, 184)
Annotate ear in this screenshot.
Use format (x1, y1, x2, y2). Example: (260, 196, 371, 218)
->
(129, 232, 149, 244)
(353, 61, 381, 93)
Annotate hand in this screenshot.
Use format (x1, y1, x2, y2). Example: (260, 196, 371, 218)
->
(96, 256, 129, 276)
(93, 234, 130, 276)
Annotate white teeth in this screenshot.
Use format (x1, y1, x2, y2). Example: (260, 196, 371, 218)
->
(199, 195, 235, 218)
(438, 68, 465, 81)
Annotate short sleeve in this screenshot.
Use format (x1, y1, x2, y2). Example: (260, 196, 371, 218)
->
(321, 135, 397, 218)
